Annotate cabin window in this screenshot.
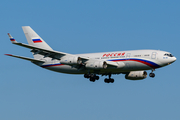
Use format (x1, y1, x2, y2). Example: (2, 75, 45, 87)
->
(134, 55, 141, 57)
(144, 54, 149, 56)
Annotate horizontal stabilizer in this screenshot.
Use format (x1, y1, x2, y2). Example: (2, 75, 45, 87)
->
(5, 54, 45, 63)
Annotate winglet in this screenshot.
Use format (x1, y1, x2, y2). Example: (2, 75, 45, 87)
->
(8, 33, 17, 43)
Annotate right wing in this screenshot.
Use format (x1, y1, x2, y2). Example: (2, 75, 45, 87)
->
(7, 32, 120, 68)
(5, 54, 45, 63)
(8, 33, 73, 60)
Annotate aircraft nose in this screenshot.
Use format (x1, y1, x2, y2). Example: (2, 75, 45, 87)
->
(173, 57, 177, 62)
(170, 56, 177, 64)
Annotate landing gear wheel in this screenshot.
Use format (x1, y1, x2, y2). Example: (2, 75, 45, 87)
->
(86, 73, 100, 82)
(85, 73, 116, 83)
(104, 74, 115, 83)
(95, 76, 99, 80)
(90, 77, 95, 82)
(110, 79, 114, 83)
(104, 78, 114, 83)
(149, 73, 155, 78)
(104, 78, 109, 83)
(84, 74, 90, 78)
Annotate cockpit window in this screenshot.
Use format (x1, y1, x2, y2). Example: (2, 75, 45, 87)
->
(164, 53, 174, 57)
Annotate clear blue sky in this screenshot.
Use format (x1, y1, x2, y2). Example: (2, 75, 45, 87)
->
(1, 0, 180, 120)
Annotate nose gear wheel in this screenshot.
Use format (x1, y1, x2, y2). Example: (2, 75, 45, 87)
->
(149, 69, 155, 78)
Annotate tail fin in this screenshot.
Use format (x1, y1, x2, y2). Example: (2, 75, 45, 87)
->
(22, 26, 53, 59)
(22, 26, 53, 50)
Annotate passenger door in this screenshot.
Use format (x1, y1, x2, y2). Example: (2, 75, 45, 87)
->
(126, 53, 131, 60)
(151, 52, 157, 59)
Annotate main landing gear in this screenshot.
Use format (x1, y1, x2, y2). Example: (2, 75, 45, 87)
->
(84, 74, 99, 82)
(149, 69, 155, 78)
(84, 73, 114, 83)
(104, 74, 114, 83)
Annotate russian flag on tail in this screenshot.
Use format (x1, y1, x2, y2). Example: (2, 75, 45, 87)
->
(32, 39, 42, 43)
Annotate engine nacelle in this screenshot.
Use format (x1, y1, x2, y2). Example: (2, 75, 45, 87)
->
(125, 71, 147, 80)
(60, 56, 82, 65)
(85, 61, 107, 69)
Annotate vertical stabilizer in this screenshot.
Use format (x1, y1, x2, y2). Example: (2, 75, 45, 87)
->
(22, 26, 53, 50)
(22, 26, 53, 59)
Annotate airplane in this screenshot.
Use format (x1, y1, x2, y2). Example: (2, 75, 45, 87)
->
(5, 26, 177, 83)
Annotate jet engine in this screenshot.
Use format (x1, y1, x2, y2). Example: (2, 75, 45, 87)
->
(125, 71, 147, 80)
(85, 61, 107, 69)
(60, 56, 82, 65)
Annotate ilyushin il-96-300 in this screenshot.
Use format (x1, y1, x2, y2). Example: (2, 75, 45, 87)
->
(5, 26, 177, 83)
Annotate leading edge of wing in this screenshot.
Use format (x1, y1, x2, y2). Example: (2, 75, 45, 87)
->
(5, 54, 45, 63)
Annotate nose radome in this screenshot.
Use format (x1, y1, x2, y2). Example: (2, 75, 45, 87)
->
(173, 57, 177, 62)
(170, 57, 177, 64)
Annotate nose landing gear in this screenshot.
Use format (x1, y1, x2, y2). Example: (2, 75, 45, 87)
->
(149, 73, 155, 78)
(149, 69, 155, 78)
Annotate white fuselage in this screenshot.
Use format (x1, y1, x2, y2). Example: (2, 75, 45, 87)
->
(37, 49, 176, 75)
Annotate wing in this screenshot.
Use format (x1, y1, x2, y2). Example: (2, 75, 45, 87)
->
(8, 33, 73, 60)
(5, 54, 45, 63)
(7, 33, 120, 68)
